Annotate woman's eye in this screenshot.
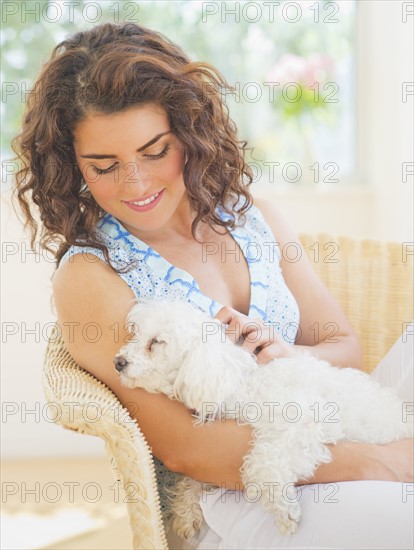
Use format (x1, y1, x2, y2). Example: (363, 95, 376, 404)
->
(144, 144, 170, 160)
(92, 164, 117, 175)
(90, 144, 170, 175)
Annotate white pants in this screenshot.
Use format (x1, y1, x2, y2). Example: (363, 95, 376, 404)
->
(167, 325, 414, 549)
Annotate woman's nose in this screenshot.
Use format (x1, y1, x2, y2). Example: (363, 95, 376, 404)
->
(121, 161, 152, 188)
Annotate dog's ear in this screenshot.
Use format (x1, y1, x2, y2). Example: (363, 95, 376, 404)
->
(172, 338, 247, 419)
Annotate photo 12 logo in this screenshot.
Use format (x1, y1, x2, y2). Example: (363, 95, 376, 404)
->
(201, 1, 340, 24)
(1, 1, 140, 24)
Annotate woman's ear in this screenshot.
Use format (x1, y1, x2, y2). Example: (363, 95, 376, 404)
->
(172, 339, 247, 421)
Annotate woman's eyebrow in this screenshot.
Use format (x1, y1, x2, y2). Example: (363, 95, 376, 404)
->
(80, 130, 172, 159)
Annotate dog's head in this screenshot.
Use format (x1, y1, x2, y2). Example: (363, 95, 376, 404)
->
(113, 298, 254, 413)
(114, 298, 224, 393)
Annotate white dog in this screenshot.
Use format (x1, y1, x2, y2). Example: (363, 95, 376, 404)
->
(113, 298, 413, 539)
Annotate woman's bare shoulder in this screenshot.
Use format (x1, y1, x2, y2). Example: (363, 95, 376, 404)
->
(52, 252, 137, 370)
(52, 251, 134, 300)
(251, 195, 359, 347)
(251, 195, 300, 249)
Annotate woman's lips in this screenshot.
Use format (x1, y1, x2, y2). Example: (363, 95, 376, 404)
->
(123, 189, 165, 212)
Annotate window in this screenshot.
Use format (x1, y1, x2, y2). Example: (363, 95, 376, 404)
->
(2, 0, 357, 189)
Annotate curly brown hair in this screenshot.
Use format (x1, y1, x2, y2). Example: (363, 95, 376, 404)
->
(12, 22, 254, 272)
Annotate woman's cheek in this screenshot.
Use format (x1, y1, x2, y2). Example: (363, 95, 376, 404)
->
(166, 152, 186, 181)
(86, 179, 116, 206)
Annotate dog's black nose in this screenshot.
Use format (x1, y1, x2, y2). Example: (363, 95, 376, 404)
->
(114, 356, 129, 372)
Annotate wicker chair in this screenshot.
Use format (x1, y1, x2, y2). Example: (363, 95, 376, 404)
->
(42, 233, 414, 550)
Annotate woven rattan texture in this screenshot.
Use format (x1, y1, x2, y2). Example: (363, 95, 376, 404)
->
(298, 233, 413, 373)
(42, 326, 169, 549)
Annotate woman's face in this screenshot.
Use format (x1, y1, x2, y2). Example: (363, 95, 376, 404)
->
(73, 103, 189, 240)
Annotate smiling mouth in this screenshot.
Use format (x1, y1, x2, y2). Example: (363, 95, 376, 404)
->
(123, 189, 165, 212)
(126, 191, 162, 206)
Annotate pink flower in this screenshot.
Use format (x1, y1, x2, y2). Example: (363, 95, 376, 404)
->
(267, 53, 335, 87)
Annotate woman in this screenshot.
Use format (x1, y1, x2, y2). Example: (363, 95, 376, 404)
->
(13, 22, 413, 549)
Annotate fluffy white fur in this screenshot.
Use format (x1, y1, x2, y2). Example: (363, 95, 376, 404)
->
(114, 298, 413, 539)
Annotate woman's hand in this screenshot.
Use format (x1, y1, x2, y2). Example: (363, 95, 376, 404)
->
(214, 306, 297, 365)
(372, 438, 414, 482)
(214, 305, 363, 369)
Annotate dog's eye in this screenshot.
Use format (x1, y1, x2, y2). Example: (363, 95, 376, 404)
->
(147, 337, 165, 352)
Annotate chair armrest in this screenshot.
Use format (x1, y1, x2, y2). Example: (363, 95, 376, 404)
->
(42, 325, 168, 550)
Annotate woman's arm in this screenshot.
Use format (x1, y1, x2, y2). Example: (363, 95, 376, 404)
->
(52, 253, 259, 473)
(182, 436, 414, 488)
(251, 196, 364, 370)
(52, 254, 413, 489)
(298, 439, 414, 485)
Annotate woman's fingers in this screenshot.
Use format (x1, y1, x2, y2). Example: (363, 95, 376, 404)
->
(240, 324, 271, 353)
(214, 306, 297, 364)
(214, 306, 265, 345)
(254, 341, 297, 364)
(213, 305, 240, 327)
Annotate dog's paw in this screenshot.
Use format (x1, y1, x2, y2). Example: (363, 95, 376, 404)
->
(171, 499, 204, 541)
(172, 514, 204, 541)
(278, 517, 299, 536)
(274, 503, 300, 536)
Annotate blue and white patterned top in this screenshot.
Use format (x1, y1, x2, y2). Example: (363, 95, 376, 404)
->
(60, 197, 300, 524)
